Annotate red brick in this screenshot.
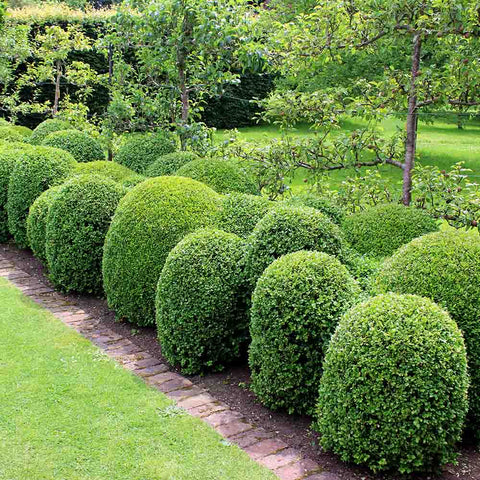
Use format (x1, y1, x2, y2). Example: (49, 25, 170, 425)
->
(136, 364, 169, 377)
(177, 393, 216, 410)
(186, 402, 227, 418)
(215, 420, 253, 438)
(166, 386, 204, 401)
(303, 474, 341, 480)
(258, 448, 301, 470)
(134, 356, 160, 368)
(203, 410, 244, 428)
(146, 372, 182, 386)
(244, 438, 289, 460)
(156, 377, 193, 393)
(275, 459, 321, 480)
(229, 427, 274, 449)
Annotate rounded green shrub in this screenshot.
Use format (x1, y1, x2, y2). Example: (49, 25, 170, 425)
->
(284, 193, 345, 225)
(146, 151, 199, 177)
(341, 203, 439, 258)
(0, 126, 25, 143)
(374, 229, 480, 440)
(115, 132, 176, 174)
(45, 175, 124, 294)
(317, 293, 468, 473)
(176, 158, 259, 195)
(156, 228, 248, 374)
(216, 193, 273, 238)
(42, 129, 105, 163)
(249, 250, 360, 414)
(244, 205, 347, 289)
(12, 125, 32, 138)
(29, 119, 72, 145)
(7, 146, 76, 248)
(73, 161, 144, 188)
(103, 176, 221, 326)
(27, 186, 61, 263)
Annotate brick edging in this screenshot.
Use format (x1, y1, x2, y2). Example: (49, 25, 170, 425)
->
(0, 254, 338, 480)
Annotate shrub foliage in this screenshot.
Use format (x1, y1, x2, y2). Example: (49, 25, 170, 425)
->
(29, 119, 72, 145)
(284, 193, 346, 225)
(146, 151, 199, 177)
(73, 161, 144, 187)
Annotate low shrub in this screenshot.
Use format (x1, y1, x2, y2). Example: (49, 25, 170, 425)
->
(45, 175, 124, 295)
(249, 250, 360, 414)
(0, 126, 25, 143)
(7, 146, 76, 248)
(103, 176, 221, 326)
(176, 158, 259, 195)
(316, 293, 468, 473)
(156, 228, 248, 374)
(12, 126, 32, 138)
(341, 203, 439, 258)
(42, 129, 105, 163)
(29, 119, 72, 145)
(284, 193, 346, 225)
(374, 229, 480, 440)
(146, 151, 199, 177)
(115, 132, 177, 174)
(216, 193, 273, 238)
(73, 161, 144, 188)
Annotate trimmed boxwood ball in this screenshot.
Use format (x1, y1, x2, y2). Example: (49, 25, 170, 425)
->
(216, 192, 273, 238)
(7, 146, 76, 248)
(342, 203, 439, 258)
(156, 228, 248, 374)
(176, 158, 259, 195)
(146, 151, 199, 177)
(103, 176, 221, 326)
(244, 205, 347, 290)
(45, 175, 124, 294)
(0, 126, 25, 143)
(249, 250, 360, 414)
(374, 229, 480, 440)
(12, 125, 32, 138)
(42, 129, 105, 163)
(29, 119, 72, 145)
(73, 161, 144, 188)
(27, 186, 61, 263)
(115, 132, 176, 174)
(284, 193, 345, 225)
(316, 293, 468, 473)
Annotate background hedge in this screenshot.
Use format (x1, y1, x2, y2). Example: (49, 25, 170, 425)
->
(146, 151, 199, 177)
(29, 119, 72, 145)
(0, 126, 25, 143)
(73, 161, 144, 187)
(284, 193, 346, 225)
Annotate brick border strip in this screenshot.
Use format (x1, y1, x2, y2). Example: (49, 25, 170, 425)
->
(0, 254, 338, 480)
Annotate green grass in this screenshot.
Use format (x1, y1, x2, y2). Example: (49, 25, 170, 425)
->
(0, 277, 275, 480)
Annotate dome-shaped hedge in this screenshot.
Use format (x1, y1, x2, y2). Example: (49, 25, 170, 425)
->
(176, 158, 259, 195)
(29, 119, 72, 145)
(374, 229, 480, 440)
(249, 250, 360, 414)
(42, 129, 105, 163)
(73, 161, 144, 188)
(244, 205, 347, 289)
(7, 146, 76, 248)
(342, 203, 438, 258)
(27, 186, 61, 263)
(45, 175, 124, 294)
(0, 126, 25, 143)
(317, 293, 468, 473)
(11, 125, 32, 138)
(216, 193, 273, 239)
(103, 176, 221, 326)
(146, 151, 199, 177)
(284, 193, 345, 225)
(115, 132, 176, 174)
(156, 228, 248, 374)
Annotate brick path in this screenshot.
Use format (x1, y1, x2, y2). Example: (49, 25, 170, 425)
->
(0, 253, 339, 480)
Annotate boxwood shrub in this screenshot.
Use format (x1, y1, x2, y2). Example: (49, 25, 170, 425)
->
(0, 126, 25, 143)
(7, 146, 76, 248)
(103, 176, 221, 326)
(45, 175, 124, 295)
(249, 250, 360, 414)
(156, 228, 248, 374)
(42, 129, 105, 163)
(176, 158, 259, 195)
(284, 193, 345, 225)
(11, 125, 32, 138)
(374, 229, 480, 440)
(146, 151, 199, 177)
(73, 161, 144, 188)
(216, 193, 273, 238)
(29, 119, 72, 145)
(341, 203, 439, 258)
(316, 293, 468, 473)
(27, 186, 61, 263)
(115, 132, 177, 174)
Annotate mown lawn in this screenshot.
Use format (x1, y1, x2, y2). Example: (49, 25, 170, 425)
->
(0, 277, 275, 480)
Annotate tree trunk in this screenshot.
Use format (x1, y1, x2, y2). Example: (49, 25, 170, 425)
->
(177, 6, 191, 151)
(53, 59, 62, 116)
(403, 33, 422, 206)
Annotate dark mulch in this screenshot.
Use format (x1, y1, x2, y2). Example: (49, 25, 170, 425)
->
(2, 241, 479, 480)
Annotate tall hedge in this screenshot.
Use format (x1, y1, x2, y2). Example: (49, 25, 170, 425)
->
(29, 119, 72, 145)
(102, 176, 221, 326)
(73, 161, 144, 187)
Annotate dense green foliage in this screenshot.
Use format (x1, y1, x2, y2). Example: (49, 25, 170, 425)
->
(374, 229, 480, 440)
(284, 193, 346, 225)
(342, 203, 439, 258)
(176, 158, 259, 195)
(26, 186, 60, 263)
(145, 151, 199, 177)
(42, 129, 105, 163)
(317, 293, 468, 473)
(156, 228, 248, 374)
(216, 193, 272, 238)
(102, 176, 221, 327)
(0, 126, 25, 142)
(114, 133, 177, 175)
(7, 146, 76, 248)
(29, 119, 72, 145)
(73, 161, 144, 188)
(249, 250, 360, 414)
